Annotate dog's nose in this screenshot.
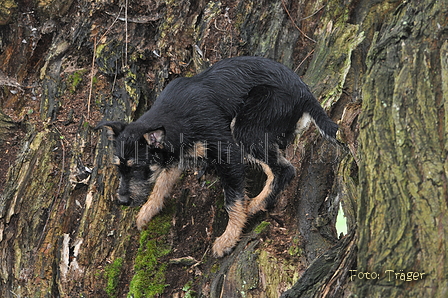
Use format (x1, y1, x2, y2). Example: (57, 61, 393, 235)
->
(116, 193, 131, 206)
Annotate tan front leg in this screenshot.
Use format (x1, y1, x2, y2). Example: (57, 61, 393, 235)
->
(136, 167, 182, 230)
(212, 200, 248, 257)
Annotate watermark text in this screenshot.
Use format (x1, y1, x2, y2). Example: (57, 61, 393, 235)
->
(349, 270, 426, 282)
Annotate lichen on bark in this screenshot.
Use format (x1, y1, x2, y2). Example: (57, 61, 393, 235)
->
(356, 1, 448, 296)
(0, 0, 17, 25)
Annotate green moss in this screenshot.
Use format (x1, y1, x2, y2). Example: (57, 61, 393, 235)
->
(95, 40, 128, 76)
(210, 263, 220, 274)
(205, 179, 218, 189)
(104, 257, 124, 298)
(67, 69, 88, 94)
(182, 280, 197, 298)
(127, 209, 173, 298)
(253, 221, 270, 234)
(95, 43, 106, 58)
(287, 242, 302, 257)
(257, 250, 299, 297)
(235, 248, 260, 294)
(124, 67, 140, 108)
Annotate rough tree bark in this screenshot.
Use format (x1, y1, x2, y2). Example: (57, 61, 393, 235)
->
(0, 0, 446, 297)
(355, 1, 448, 297)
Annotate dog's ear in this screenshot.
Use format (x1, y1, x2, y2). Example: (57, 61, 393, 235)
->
(143, 128, 165, 148)
(95, 121, 127, 140)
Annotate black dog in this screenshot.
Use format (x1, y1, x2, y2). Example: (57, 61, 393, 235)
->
(96, 56, 338, 257)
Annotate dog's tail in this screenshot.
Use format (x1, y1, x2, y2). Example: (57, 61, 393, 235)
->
(299, 98, 339, 142)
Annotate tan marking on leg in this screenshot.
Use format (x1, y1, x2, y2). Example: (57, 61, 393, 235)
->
(247, 158, 275, 215)
(187, 141, 207, 158)
(136, 167, 182, 230)
(195, 142, 207, 158)
(212, 200, 247, 257)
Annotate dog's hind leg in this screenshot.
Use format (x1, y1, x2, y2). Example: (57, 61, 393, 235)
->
(136, 166, 182, 230)
(247, 147, 295, 214)
(265, 154, 296, 209)
(246, 156, 275, 215)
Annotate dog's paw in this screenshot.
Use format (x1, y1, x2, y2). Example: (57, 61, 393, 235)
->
(136, 203, 160, 230)
(136, 212, 150, 230)
(212, 234, 238, 258)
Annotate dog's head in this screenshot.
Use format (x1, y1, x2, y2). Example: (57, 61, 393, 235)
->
(96, 121, 169, 206)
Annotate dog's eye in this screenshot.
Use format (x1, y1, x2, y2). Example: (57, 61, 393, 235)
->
(113, 156, 135, 173)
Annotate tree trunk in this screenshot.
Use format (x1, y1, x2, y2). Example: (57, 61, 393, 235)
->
(355, 1, 448, 296)
(0, 0, 446, 297)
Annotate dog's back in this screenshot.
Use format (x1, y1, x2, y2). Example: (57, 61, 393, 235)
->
(136, 56, 337, 151)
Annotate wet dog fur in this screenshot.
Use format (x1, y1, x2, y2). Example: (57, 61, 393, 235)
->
(96, 56, 338, 257)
